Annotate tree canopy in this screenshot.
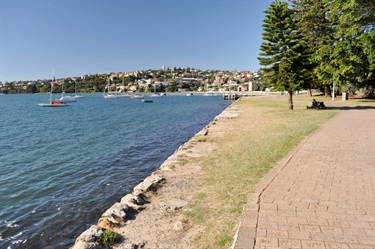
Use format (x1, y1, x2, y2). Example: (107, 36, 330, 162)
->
(259, 0, 375, 105)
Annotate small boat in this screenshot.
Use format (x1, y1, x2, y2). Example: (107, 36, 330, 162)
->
(56, 80, 77, 102)
(38, 100, 69, 107)
(116, 92, 132, 97)
(149, 83, 163, 97)
(56, 95, 77, 103)
(116, 76, 131, 97)
(203, 83, 217, 96)
(203, 91, 216, 96)
(104, 94, 118, 99)
(131, 93, 144, 99)
(70, 82, 84, 98)
(103, 79, 118, 98)
(71, 94, 84, 99)
(186, 92, 193, 96)
(150, 93, 163, 97)
(38, 77, 69, 107)
(104, 93, 117, 99)
(142, 99, 153, 103)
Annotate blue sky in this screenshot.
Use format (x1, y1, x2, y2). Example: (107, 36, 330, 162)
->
(1, 0, 273, 82)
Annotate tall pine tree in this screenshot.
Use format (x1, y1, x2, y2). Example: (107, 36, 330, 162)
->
(258, 0, 308, 109)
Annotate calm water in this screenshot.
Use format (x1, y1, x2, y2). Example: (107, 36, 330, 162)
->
(0, 93, 232, 248)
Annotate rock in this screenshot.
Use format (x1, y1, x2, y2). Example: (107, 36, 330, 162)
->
(120, 194, 145, 210)
(117, 244, 137, 249)
(97, 217, 112, 230)
(71, 240, 100, 249)
(133, 176, 165, 195)
(160, 199, 188, 210)
(129, 194, 146, 205)
(75, 225, 102, 243)
(71, 225, 102, 249)
(121, 194, 145, 205)
(196, 128, 208, 137)
(100, 202, 129, 227)
(116, 241, 146, 249)
(173, 221, 184, 231)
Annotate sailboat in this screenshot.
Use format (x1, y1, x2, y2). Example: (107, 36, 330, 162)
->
(149, 82, 163, 97)
(103, 79, 117, 98)
(38, 78, 69, 107)
(70, 82, 84, 98)
(56, 79, 77, 102)
(72, 93, 84, 98)
(130, 92, 144, 99)
(117, 75, 131, 97)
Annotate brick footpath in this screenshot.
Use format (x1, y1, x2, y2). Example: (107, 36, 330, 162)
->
(234, 109, 375, 249)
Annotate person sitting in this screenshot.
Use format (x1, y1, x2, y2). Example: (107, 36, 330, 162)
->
(307, 99, 326, 109)
(311, 99, 318, 109)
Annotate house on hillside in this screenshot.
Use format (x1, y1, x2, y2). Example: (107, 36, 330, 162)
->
(109, 73, 118, 81)
(237, 85, 248, 91)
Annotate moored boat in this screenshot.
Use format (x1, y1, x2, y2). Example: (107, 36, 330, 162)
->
(104, 93, 117, 99)
(149, 83, 163, 97)
(56, 95, 77, 103)
(56, 80, 77, 102)
(203, 91, 216, 96)
(103, 79, 118, 98)
(131, 93, 144, 99)
(38, 75, 70, 107)
(38, 100, 69, 107)
(70, 82, 84, 98)
(149, 93, 163, 97)
(70, 94, 84, 99)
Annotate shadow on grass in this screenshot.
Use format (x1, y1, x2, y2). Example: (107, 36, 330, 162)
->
(325, 106, 375, 110)
(356, 99, 375, 103)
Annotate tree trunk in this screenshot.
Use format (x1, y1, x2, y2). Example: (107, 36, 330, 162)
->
(288, 90, 294, 110)
(324, 84, 331, 97)
(307, 88, 312, 97)
(364, 86, 375, 99)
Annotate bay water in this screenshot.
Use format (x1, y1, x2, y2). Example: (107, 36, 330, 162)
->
(0, 93, 232, 248)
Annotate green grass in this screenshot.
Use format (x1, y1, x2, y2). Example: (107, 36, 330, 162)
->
(100, 229, 118, 246)
(186, 95, 343, 248)
(177, 155, 189, 166)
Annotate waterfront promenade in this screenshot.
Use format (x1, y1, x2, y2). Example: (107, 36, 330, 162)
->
(234, 108, 375, 248)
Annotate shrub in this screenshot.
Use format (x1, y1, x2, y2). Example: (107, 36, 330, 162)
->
(100, 229, 118, 246)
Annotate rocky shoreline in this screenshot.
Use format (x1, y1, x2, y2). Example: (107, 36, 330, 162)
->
(71, 102, 241, 249)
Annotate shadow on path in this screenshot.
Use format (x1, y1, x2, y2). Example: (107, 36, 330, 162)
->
(325, 105, 375, 110)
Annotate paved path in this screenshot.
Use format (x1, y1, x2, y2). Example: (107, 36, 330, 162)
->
(234, 108, 375, 249)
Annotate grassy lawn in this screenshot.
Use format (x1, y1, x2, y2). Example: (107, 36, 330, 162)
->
(184, 95, 345, 248)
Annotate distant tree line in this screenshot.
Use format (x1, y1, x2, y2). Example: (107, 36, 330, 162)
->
(258, 0, 375, 109)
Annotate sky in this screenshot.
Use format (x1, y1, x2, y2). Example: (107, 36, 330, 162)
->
(0, 0, 274, 82)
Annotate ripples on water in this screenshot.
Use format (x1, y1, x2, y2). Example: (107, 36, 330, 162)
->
(0, 93, 232, 248)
